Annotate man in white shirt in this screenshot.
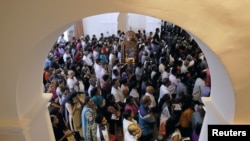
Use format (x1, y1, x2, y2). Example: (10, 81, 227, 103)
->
(88, 77, 96, 97)
(159, 58, 166, 74)
(99, 63, 109, 87)
(158, 78, 171, 103)
(82, 50, 93, 71)
(181, 60, 189, 74)
(109, 50, 116, 67)
(129, 81, 140, 104)
(168, 68, 179, 98)
(66, 70, 79, 92)
(135, 63, 143, 82)
(94, 58, 102, 86)
(57, 34, 67, 46)
(111, 78, 124, 104)
(161, 69, 169, 81)
(63, 49, 72, 64)
(93, 46, 100, 63)
(112, 59, 120, 80)
(192, 72, 206, 104)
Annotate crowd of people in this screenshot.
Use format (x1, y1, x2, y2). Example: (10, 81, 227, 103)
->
(44, 25, 210, 141)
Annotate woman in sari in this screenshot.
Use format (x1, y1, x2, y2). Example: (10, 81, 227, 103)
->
(81, 96, 97, 141)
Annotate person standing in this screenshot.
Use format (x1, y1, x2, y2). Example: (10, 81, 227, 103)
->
(95, 114, 110, 141)
(123, 109, 138, 141)
(50, 115, 75, 141)
(105, 94, 122, 141)
(158, 78, 171, 103)
(152, 28, 161, 54)
(57, 34, 67, 46)
(81, 96, 97, 141)
(67, 70, 80, 92)
(144, 86, 156, 110)
(138, 95, 156, 141)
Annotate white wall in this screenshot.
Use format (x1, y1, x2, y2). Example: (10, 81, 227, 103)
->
(127, 13, 146, 31)
(82, 13, 119, 38)
(145, 16, 161, 34)
(64, 25, 74, 42)
(128, 13, 161, 34)
(65, 13, 162, 39)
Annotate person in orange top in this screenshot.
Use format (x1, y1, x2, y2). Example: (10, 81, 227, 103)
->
(43, 66, 50, 86)
(178, 99, 194, 139)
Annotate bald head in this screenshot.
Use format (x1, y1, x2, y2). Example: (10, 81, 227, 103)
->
(128, 124, 138, 132)
(127, 123, 141, 137)
(68, 70, 75, 78)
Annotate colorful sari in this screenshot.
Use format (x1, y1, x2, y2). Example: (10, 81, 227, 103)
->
(81, 105, 97, 141)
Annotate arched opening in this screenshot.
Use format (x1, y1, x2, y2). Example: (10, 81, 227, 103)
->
(41, 13, 235, 141)
(44, 13, 214, 141)
(13, 5, 235, 141)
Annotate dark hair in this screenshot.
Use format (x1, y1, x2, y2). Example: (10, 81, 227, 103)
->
(56, 79, 64, 87)
(96, 58, 101, 63)
(113, 59, 119, 66)
(136, 62, 142, 68)
(95, 113, 105, 124)
(55, 69, 62, 75)
(130, 81, 137, 88)
(112, 69, 119, 76)
(83, 96, 91, 107)
(90, 87, 98, 97)
(103, 74, 110, 81)
(165, 114, 179, 138)
(158, 94, 172, 112)
(123, 110, 132, 120)
(171, 67, 177, 75)
(120, 64, 127, 73)
(106, 93, 115, 103)
(120, 78, 127, 85)
(61, 86, 69, 93)
(50, 115, 56, 122)
(199, 71, 207, 79)
(179, 72, 188, 84)
(111, 78, 118, 86)
(126, 96, 134, 104)
(161, 57, 166, 63)
(162, 78, 171, 86)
